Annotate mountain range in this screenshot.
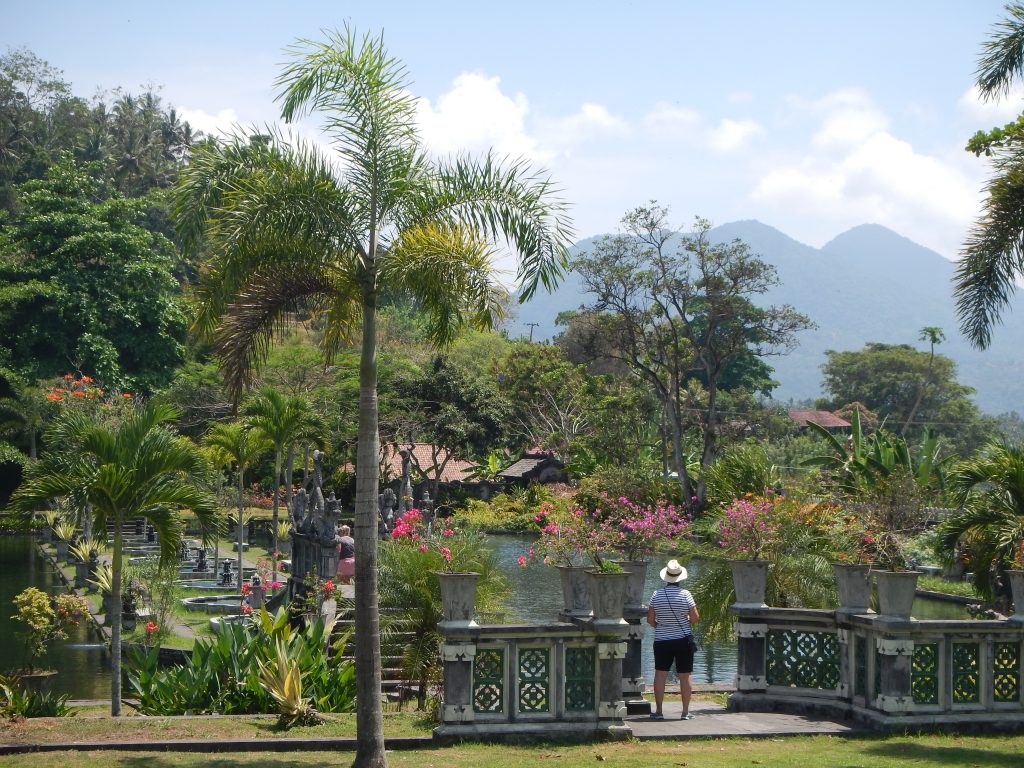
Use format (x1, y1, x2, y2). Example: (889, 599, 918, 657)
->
(504, 221, 1024, 415)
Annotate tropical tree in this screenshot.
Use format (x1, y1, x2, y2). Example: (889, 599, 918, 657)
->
(10, 402, 218, 715)
(938, 443, 1024, 602)
(956, 3, 1024, 347)
(203, 420, 271, 592)
(243, 387, 316, 583)
(172, 29, 571, 767)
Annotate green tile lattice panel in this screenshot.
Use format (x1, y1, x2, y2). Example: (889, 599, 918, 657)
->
(855, 635, 867, 698)
(564, 646, 595, 712)
(766, 630, 840, 689)
(952, 642, 980, 704)
(472, 648, 505, 714)
(518, 647, 550, 713)
(911, 643, 939, 705)
(993, 642, 1021, 703)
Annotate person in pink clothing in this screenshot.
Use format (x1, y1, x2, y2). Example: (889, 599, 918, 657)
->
(336, 524, 355, 584)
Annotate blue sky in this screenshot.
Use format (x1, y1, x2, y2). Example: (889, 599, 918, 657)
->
(7, 1, 1021, 264)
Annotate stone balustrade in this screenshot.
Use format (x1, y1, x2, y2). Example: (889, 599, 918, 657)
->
(435, 619, 632, 742)
(730, 604, 1024, 729)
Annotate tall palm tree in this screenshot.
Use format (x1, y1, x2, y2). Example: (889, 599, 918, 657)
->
(938, 443, 1024, 602)
(203, 420, 271, 591)
(11, 402, 218, 716)
(243, 387, 315, 583)
(173, 28, 572, 768)
(956, 3, 1024, 347)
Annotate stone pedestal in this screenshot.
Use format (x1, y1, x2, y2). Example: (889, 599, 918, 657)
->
(733, 615, 768, 692)
(874, 637, 914, 712)
(622, 607, 649, 714)
(288, 531, 341, 599)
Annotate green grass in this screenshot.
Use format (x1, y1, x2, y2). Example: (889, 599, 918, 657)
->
(0, 712, 433, 744)
(917, 575, 981, 599)
(1, 733, 1024, 767)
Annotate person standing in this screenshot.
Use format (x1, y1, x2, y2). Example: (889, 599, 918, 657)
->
(646, 558, 700, 720)
(336, 524, 355, 584)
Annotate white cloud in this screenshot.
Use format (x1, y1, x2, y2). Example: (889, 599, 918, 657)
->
(957, 84, 1024, 125)
(415, 72, 544, 160)
(751, 89, 980, 256)
(709, 118, 764, 152)
(178, 107, 241, 138)
(642, 101, 702, 141)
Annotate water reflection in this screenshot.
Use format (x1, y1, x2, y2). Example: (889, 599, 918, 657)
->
(0, 536, 111, 699)
(484, 535, 737, 684)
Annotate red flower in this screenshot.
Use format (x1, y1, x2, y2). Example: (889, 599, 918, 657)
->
(323, 579, 336, 595)
(241, 604, 253, 615)
(145, 621, 159, 634)
(63, 374, 74, 380)
(122, 393, 132, 399)
(71, 390, 86, 397)
(82, 376, 93, 383)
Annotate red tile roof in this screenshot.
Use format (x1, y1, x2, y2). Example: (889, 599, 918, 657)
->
(788, 410, 851, 429)
(383, 443, 476, 483)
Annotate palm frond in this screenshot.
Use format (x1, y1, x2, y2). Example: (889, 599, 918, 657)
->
(410, 152, 575, 301)
(977, 3, 1024, 99)
(380, 222, 509, 346)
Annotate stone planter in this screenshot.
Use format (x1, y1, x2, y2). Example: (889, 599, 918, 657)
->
(101, 594, 114, 623)
(587, 570, 629, 628)
(436, 571, 479, 628)
(729, 560, 769, 608)
(55, 540, 68, 562)
(1007, 570, 1024, 621)
(834, 563, 873, 614)
(555, 565, 593, 617)
(874, 570, 919, 620)
(615, 560, 651, 610)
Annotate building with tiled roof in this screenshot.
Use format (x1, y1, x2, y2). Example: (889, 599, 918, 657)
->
(787, 410, 851, 430)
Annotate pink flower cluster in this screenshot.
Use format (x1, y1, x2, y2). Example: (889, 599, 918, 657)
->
(718, 496, 781, 560)
(391, 508, 461, 571)
(593, 493, 691, 561)
(391, 508, 424, 540)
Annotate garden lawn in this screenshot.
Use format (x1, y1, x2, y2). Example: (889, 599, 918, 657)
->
(1, 734, 1023, 768)
(0, 712, 432, 744)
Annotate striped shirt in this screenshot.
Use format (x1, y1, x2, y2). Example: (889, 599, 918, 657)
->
(649, 585, 695, 641)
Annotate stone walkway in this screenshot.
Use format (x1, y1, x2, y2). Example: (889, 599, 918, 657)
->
(627, 700, 863, 739)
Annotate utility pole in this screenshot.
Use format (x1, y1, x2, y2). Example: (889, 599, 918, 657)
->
(526, 322, 539, 342)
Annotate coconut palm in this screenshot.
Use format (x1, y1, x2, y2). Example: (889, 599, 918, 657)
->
(938, 443, 1024, 602)
(172, 27, 572, 768)
(10, 401, 218, 716)
(203, 420, 271, 592)
(956, 3, 1024, 348)
(243, 387, 316, 583)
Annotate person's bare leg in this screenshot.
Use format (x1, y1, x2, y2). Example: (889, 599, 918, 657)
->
(680, 672, 692, 715)
(654, 670, 668, 715)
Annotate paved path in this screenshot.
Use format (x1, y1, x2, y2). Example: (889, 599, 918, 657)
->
(627, 700, 863, 739)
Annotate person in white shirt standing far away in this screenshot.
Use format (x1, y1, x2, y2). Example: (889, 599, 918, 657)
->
(646, 559, 700, 720)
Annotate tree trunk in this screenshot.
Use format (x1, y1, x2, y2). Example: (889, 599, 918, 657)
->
(237, 471, 245, 593)
(354, 298, 386, 768)
(110, 513, 123, 716)
(271, 449, 282, 584)
(285, 443, 295, 511)
(664, 395, 694, 504)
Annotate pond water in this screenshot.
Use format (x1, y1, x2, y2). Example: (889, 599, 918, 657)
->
(484, 535, 736, 685)
(0, 536, 111, 699)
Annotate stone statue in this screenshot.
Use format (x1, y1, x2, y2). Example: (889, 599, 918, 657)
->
(220, 559, 234, 587)
(319, 492, 341, 546)
(399, 448, 414, 513)
(420, 490, 435, 528)
(378, 488, 397, 539)
(290, 487, 308, 528)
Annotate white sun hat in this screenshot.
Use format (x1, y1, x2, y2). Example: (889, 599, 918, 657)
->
(659, 559, 688, 583)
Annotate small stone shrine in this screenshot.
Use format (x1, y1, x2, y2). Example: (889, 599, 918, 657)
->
(288, 449, 340, 599)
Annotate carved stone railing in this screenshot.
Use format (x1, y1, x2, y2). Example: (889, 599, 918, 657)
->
(435, 620, 631, 742)
(730, 604, 1024, 729)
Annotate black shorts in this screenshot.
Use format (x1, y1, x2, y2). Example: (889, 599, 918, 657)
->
(653, 637, 695, 674)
